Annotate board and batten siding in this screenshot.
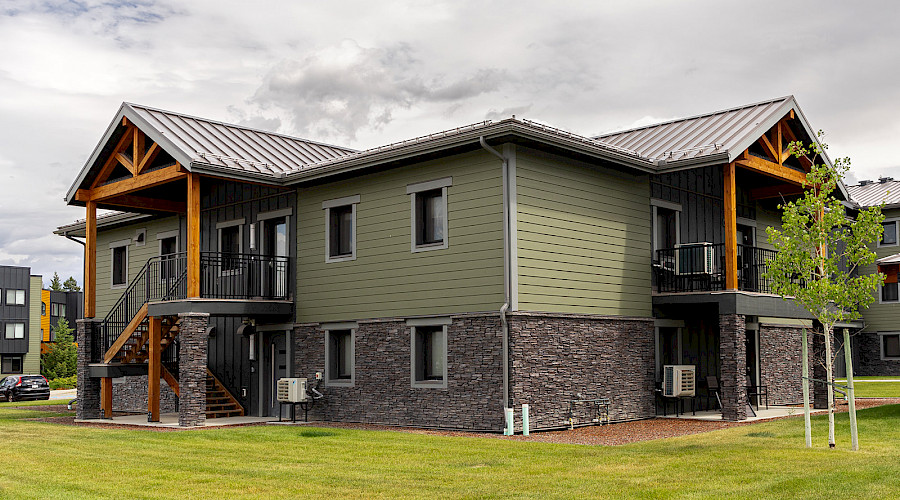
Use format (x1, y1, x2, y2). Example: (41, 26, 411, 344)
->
(296, 150, 505, 323)
(859, 207, 900, 332)
(94, 216, 180, 319)
(515, 148, 653, 317)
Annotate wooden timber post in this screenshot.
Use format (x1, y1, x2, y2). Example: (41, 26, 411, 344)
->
(85, 201, 97, 318)
(100, 377, 112, 419)
(148, 316, 162, 422)
(187, 174, 201, 298)
(724, 162, 738, 290)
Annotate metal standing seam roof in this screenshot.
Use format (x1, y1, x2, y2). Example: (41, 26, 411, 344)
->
(125, 103, 357, 177)
(847, 179, 900, 208)
(595, 96, 799, 165)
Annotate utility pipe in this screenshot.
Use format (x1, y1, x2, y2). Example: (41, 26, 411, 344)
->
(480, 136, 512, 426)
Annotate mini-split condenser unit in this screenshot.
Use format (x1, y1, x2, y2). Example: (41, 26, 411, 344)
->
(663, 365, 696, 397)
(276, 378, 308, 403)
(674, 242, 715, 275)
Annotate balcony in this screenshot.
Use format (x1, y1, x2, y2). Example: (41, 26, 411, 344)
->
(654, 243, 778, 294)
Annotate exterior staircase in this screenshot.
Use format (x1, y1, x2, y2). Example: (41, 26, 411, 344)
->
(206, 369, 244, 418)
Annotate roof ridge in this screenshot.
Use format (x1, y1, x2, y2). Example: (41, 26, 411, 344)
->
(595, 95, 794, 139)
(124, 102, 358, 154)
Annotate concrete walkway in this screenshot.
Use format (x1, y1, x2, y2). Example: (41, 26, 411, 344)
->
(659, 405, 827, 422)
(49, 389, 76, 400)
(75, 413, 276, 428)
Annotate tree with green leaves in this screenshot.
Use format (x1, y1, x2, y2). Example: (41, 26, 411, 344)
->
(41, 318, 77, 380)
(765, 132, 883, 450)
(48, 272, 63, 291)
(62, 276, 80, 292)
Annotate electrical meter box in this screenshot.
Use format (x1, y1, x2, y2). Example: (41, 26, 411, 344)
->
(276, 378, 308, 403)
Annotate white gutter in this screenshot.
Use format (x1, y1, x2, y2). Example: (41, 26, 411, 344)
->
(479, 136, 512, 421)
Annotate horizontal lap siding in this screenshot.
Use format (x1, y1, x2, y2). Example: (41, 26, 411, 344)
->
(860, 207, 900, 332)
(755, 205, 782, 250)
(297, 150, 505, 323)
(94, 216, 180, 319)
(515, 149, 652, 317)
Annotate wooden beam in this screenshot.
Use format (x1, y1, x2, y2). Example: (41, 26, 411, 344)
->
(91, 127, 135, 189)
(148, 316, 161, 422)
(724, 162, 738, 290)
(735, 154, 807, 186)
(82, 164, 187, 202)
(136, 142, 159, 174)
(187, 173, 201, 298)
(161, 363, 180, 397)
(758, 133, 778, 162)
(101, 377, 112, 419)
(115, 153, 136, 176)
(84, 201, 97, 318)
(776, 122, 783, 165)
(122, 116, 129, 127)
(750, 183, 806, 200)
(103, 303, 148, 363)
(133, 128, 144, 173)
(100, 195, 186, 213)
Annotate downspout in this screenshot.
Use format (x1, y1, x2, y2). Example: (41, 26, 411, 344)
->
(64, 233, 86, 247)
(479, 137, 511, 425)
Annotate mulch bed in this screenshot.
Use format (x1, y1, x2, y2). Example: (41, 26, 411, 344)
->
(19, 398, 900, 444)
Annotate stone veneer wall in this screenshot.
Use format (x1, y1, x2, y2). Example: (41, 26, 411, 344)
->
(506, 313, 655, 431)
(719, 314, 747, 421)
(76, 319, 101, 420)
(178, 313, 209, 427)
(293, 314, 505, 431)
(855, 332, 900, 376)
(111, 376, 178, 413)
(758, 324, 809, 405)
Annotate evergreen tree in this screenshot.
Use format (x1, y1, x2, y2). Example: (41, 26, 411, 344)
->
(48, 272, 63, 291)
(41, 319, 77, 380)
(62, 276, 81, 292)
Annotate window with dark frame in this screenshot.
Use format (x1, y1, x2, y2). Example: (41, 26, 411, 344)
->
(5, 289, 24, 305)
(882, 221, 898, 245)
(328, 329, 353, 381)
(112, 245, 127, 286)
(416, 188, 444, 246)
(220, 225, 241, 271)
(884, 334, 900, 358)
(4, 323, 24, 339)
(160, 236, 178, 279)
(329, 205, 353, 258)
(881, 264, 899, 302)
(414, 325, 445, 382)
(1, 356, 23, 374)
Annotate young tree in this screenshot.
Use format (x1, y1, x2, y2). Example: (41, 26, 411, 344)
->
(765, 133, 883, 450)
(48, 272, 63, 291)
(41, 319, 77, 380)
(62, 276, 81, 292)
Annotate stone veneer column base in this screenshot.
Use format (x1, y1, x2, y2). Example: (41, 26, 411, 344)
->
(76, 319, 102, 420)
(178, 313, 209, 427)
(719, 314, 747, 421)
(758, 324, 809, 405)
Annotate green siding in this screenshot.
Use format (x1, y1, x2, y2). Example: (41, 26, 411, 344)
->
(94, 217, 180, 319)
(296, 150, 505, 323)
(515, 147, 653, 317)
(23, 276, 41, 375)
(859, 207, 900, 332)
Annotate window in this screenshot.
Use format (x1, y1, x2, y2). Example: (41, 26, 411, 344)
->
(217, 219, 244, 272)
(5, 289, 24, 305)
(323, 195, 359, 263)
(4, 323, 24, 339)
(1, 356, 23, 374)
(880, 264, 899, 303)
(880, 221, 898, 246)
(110, 240, 129, 288)
(408, 178, 451, 252)
(57, 303, 66, 317)
(41, 302, 46, 315)
(881, 333, 900, 360)
(408, 318, 450, 388)
(324, 325, 355, 386)
(159, 231, 179, 280)
(651, 199, 681, 258)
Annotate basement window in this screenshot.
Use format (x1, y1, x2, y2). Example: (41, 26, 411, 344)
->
(324, 324, 355, 387)
(1, 356, 23, 374)
(881, 333, 900, 360)
(408, 317, 450, 388)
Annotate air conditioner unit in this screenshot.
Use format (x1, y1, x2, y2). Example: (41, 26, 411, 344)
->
(276, 378, 308, 403)
(663, 365, 696, 397)
(675, 243, 714, 275)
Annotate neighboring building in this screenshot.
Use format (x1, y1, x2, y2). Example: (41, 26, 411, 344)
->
(846, 178, 900, 376)
(59, 96, 843, 428)
(40, 289, 83, 354)
(0, 266, 42, 379)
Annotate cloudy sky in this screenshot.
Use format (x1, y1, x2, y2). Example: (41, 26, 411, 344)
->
(1, 0, 899, 286)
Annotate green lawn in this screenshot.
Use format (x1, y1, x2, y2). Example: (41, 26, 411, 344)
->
(0, 404, 898, 499)
(835, 378, 900, 397)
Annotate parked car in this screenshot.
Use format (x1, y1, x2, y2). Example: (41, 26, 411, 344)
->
(0, 375, 50, 402)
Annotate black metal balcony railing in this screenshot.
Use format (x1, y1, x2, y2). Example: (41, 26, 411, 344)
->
(93, 252, 291, 362)
(654, 243, 778, 294)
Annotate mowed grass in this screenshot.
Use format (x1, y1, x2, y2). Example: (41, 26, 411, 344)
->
(0, 404, 898, 499)
(835, 378, 900, 397)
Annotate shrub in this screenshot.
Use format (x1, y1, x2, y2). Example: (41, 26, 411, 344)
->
(49, 376, 76, 390)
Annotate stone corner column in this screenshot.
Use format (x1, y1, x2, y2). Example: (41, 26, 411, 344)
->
(177, 312, 210, 427)
(76, 319, 102, 420)
(719, 314, 748, 421)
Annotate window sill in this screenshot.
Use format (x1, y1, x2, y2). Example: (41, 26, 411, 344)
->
(411, 379, 447, 389)
(111, 284, 127, 290)
(326, 254, 356, 263)
(325, 379, 354, 387)
(412, 241, 448, 253)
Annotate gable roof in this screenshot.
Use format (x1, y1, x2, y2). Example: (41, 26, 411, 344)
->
(847, 178, 900, 208)
(595, 95, 828, 171)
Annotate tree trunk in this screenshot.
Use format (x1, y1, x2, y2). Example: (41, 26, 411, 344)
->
(824, 324, 835, 448)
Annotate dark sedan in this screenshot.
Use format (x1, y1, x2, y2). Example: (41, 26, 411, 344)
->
(0, 375, 50, 402)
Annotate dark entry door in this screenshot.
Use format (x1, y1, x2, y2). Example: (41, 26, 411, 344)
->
(261, 217, 288, 298)
(264, 333, 287, 417)
(745, 329, 759, 405)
